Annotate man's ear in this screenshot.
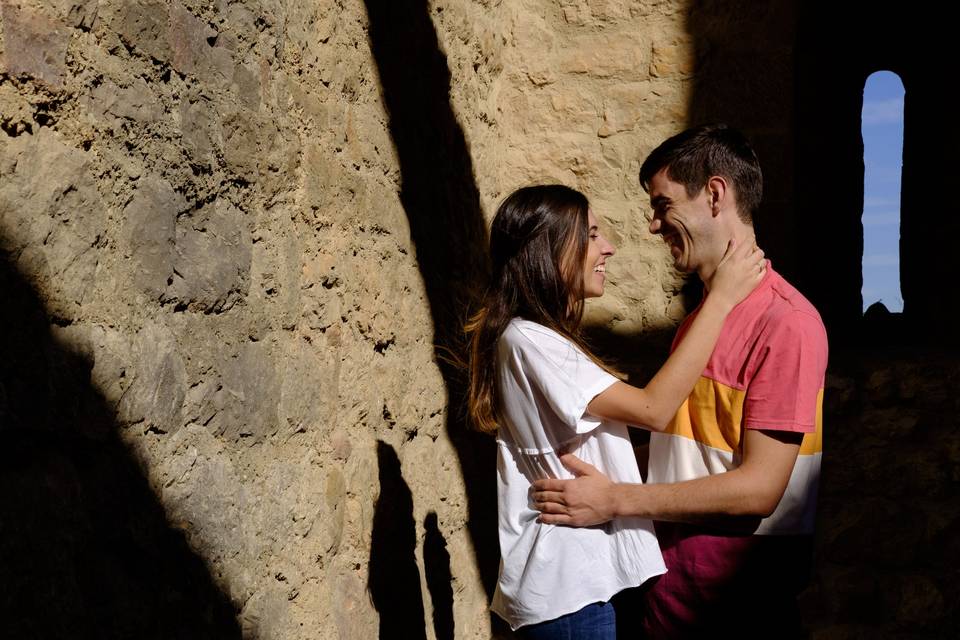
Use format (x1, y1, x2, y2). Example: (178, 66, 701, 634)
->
(707, 176, 728, 217)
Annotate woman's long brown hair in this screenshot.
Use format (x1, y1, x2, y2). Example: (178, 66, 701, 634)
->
(466, 185, 603, 434)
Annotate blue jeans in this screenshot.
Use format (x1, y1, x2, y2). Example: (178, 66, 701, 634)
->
(517, 601, 616, 640)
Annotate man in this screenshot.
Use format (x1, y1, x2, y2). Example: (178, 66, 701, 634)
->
(533, 124, 827, 637)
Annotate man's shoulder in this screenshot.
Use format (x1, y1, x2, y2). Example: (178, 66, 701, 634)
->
(762, 269, 824, 328)
(736, 269, 827, 354)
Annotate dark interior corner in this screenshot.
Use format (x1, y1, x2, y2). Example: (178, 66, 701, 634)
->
(684, 2, 960, 636)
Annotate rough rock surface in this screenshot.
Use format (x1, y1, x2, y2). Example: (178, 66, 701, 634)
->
(0, 1, 508, 636)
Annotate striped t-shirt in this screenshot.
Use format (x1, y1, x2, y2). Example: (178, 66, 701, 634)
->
(643, 263, 828, 635)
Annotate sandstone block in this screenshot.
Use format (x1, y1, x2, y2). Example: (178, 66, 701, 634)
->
(278, 338, 337, 439)
(86, 324, 131, 408)
(222, 111, 261, 181)
(332, 571, 378, 640)
(183, 376, 221, 428)
(601, 80, 687, 134)
(322, 468, 346, 556)
(168, 1, 218, 77)
(650, 36, 695, 78)
(303, 143, 365, 214)
(329, 428, 352, 461)
(156, 425, 252, 600)
(895, 574, 945, 625)
(88, 78, 163, 125)
(115, 321, 187, 432)
(165, 199, 252, 313)
(123, 176, 185, 299)
(213, 341, 280, 442)
(180, 98, 221, 168)
(232, 64, 262, 111)
(254, 461, 302, 547)
(241, 585, 289, 640)
(556, 32, 651, 80)
(100, 0, 170, 62)
(0, 130, 105, 314)
(49, 0, 98, 29)
(0, 83, 33, 136)
(865, 368, 897, 406)
(0, 3, 69, 87)
(597, 82, 648, 137)
(287, 453, 327, 541)
(558, 0, 654, 25)
(509, 12, 555, 85)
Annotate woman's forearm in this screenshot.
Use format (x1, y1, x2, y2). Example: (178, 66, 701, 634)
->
(587, 294, 732, 430)
(638, 295, 732, 428)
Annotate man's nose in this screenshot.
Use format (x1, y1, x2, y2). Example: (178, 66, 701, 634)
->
(649, 217, 662, 234)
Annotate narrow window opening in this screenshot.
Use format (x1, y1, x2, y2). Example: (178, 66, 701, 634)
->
(861, 70, 905, 314)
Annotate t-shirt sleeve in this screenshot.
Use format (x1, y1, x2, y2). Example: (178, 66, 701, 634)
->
(743, 311, 828, 433)
(512, 327, 619, 433)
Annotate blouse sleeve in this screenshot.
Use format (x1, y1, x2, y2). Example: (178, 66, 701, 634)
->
(509, 325, 619, 434)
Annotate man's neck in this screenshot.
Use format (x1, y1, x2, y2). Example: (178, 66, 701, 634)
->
(700, 224, 757, 291)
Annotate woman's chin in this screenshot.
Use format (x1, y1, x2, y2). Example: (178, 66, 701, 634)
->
(584, 286, 605, 299)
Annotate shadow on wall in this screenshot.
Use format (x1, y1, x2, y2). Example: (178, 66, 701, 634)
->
(0, 240, 241, 637)
(586, 4, 800, 456)
(363, 0, 502, 628)
(423, 511, 455, 640)
(369, 441, 456, 640)
(683, 1, 798, 284)
(368, 441, 428, 640)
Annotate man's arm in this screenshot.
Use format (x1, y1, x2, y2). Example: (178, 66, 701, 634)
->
(532, 428, 802, 527)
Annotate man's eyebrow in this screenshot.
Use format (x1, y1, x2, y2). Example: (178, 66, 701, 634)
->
(650, 195, 670, 209)
(588, 225, 598, 232)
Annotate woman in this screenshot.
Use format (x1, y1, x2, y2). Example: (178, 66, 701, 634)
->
(466, 185, 764, 638)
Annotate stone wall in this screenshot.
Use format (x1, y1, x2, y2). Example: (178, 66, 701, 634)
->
(0, 0, 503, 637)
(498, 0, 696, 337)
(0, 1, 698, 637)
(803, 352, 960, 638)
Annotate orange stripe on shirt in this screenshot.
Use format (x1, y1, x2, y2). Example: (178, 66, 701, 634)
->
(799, 390, 823, 456)
(666, 378, 823, 456)
(666, 377, 744, 454)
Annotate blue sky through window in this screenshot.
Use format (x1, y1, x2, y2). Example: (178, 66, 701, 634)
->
(862, 70, 904, 312)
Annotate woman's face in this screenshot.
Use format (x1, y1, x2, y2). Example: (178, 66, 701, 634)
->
(580, 209, 616, 298)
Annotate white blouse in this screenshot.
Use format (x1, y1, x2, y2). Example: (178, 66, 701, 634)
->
(490, 318, 666, 630)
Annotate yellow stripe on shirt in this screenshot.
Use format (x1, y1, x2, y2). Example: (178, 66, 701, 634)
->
(665, 378, 823, 456)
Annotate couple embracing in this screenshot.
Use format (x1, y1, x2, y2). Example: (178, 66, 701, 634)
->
(466, 124, 827, 639)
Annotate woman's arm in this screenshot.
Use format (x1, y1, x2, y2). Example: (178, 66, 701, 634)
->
(587, 241, 764, 430)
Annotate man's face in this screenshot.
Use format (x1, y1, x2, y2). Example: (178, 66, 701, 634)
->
(647, 169, 714, 274)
